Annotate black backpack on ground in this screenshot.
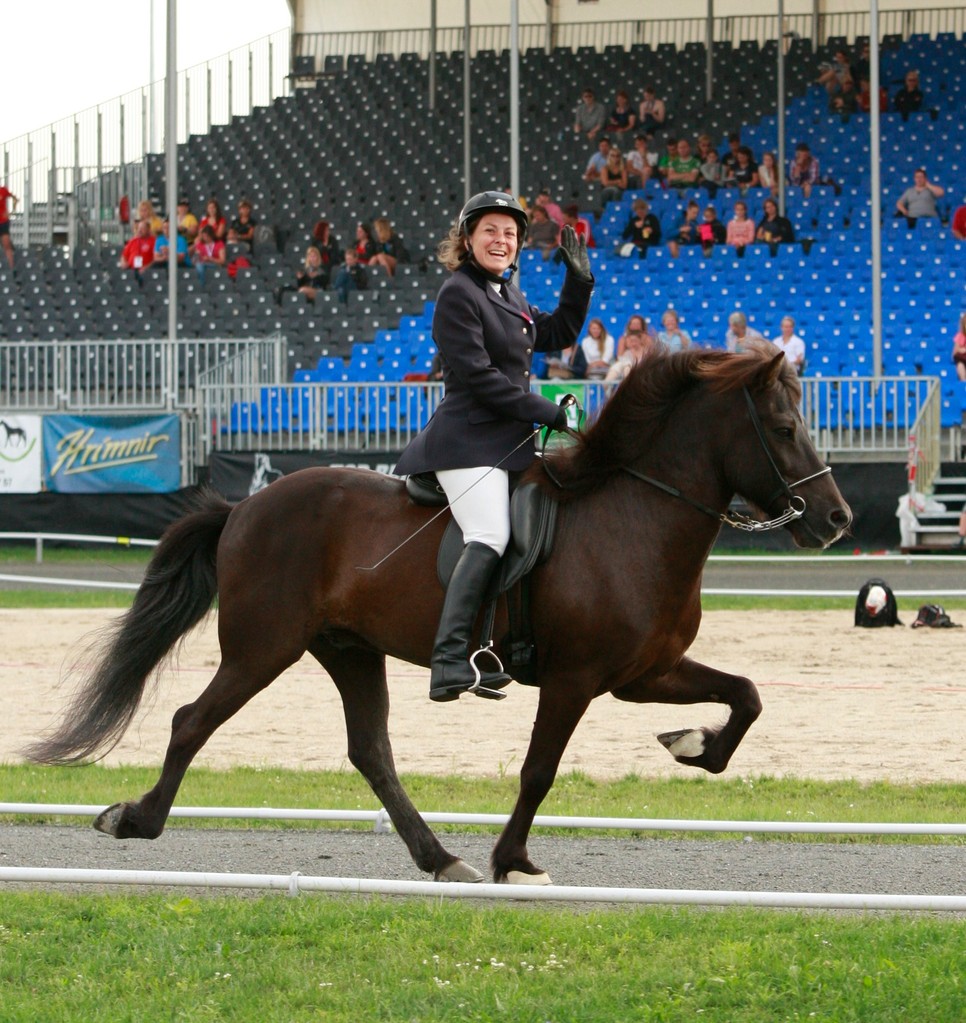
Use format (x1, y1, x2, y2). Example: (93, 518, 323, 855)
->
(854, 577, 901, 627)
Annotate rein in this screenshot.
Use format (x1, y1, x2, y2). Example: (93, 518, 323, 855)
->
(547, 386, 832, 534)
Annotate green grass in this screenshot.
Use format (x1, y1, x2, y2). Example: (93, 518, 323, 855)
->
(3, 765, 963, 844)
(0, 893, 963, 1022)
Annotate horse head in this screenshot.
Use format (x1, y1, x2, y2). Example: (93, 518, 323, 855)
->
(701, 341, 852, 549)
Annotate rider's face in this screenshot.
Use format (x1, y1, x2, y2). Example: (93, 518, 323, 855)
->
(468, 213, 519, 276)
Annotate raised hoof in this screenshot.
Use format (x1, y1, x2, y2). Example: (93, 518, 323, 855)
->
(657, 728, 706, 759)
(435, 859, 484, 883)
(504, 870, 552, 886)
(93, 802, 129, 838)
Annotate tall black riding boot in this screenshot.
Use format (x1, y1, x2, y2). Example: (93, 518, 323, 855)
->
(430, 541, 512, 702)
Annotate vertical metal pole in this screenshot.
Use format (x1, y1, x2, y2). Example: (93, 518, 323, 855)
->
(811, 0, 820, 55)
(510, 0, 520, 200)
(545, 0, 552, 54)
(149, 0, 157, 152)
(268, 39, 274, 104)
(777, 0, 787, 216)
(429, 0, 437, 112)
(166, 0, 178, 347)
(705, 0, 714, 103)
(228, 57, 234, 122)
(870, 0, 883, 378)
(207, 67, 213, 133)
(463, 0, 471, 202)
(95, 114, 102, 250)
(186, 76, 191, 139)
(249, 49, 254, 114)
(24, 141, 32, 253)
(48, 131, 56, 246)
(73, 120, 80, 198)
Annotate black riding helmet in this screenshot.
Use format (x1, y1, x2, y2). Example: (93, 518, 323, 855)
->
(458, 191, 529, 239)
(457, 191, 529, 281)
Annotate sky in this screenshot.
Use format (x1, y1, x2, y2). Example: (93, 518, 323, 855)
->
(1, 0, 291, 144)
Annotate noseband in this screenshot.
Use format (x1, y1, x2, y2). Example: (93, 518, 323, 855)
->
(618, 386, 831, 533)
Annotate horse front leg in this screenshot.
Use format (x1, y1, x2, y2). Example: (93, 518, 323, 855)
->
(612, 656, 762, 775)
(318, 644, 483, 883)
(491, 687, 593, 885)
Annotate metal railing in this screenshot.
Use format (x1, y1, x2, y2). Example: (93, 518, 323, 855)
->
(0, 336, 284, 413)
(293, 7, 966, 63)
(801, 374, 940, 466)
(1, 28, 290, 252)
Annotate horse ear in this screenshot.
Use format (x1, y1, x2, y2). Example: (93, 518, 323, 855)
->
(762, 349, 785, 387)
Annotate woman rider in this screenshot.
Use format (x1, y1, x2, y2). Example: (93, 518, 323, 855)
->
(394, 191, 594, 703)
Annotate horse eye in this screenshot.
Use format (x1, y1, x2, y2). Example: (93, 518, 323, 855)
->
(775, 426, 794, 440)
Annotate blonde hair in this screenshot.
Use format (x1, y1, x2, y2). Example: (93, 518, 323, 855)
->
(585, 317, 609, 358)
(373, 217, 393, 242)
(437, 222, 469, 271)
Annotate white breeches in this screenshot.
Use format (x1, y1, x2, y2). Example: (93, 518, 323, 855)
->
(436, 466, 510, 556)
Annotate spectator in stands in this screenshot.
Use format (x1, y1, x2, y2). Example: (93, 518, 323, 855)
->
(699, 148, 727, 198)
(667, 199, 701, 259)
(725, 310, 764, 353)
(176, 197, 198, 244)
(560, 204, 595, 248)
(334, 247, 369, 303)
(720, 133, 743, 177)
(605, 328, 649, 388)
(893, 69, 924, 121)
(274, 245, 329, 305)
(656, 308, 692, 353)
(0, 182, 18, 268)
(583, 135, 612, 183)
(572, 88, 608, 140)
(605, 89, 637, 145)
(666, 138, 701, 192)
(600, 146, 628, 204)
(616, 313, 655, 358)
(230, 199, 257, 252)
(788, 142, 821, 199)
(816, 49, 853, 96)
(311, 218, 341, 273)
(534, 187, 565, 227)
(857, 76, 889, 114)
(852, 40, 872, 86)
(637, 85, 666, 137)
(153, 218, 190, 271)
(952, 312, 966, 382)
(695, 134, 715, 166)
(726, 200, 756, 255)
(191, 224, 226, 282)
(618, 198, 661, 256)
(732, 146, 760, 190)
(580, 317, 616, 379)
(952, 203, 966, 241)
(354, 222, 377, 263)
(369, 216, 409, 277)
(199, 198, 227, 241)
(894, 168, 944, 224)
(224, 228, 252, 279)
(697, 204, 726, 255)
(541, 342, 587, 380)
(770, 315, 806, 374)
(625, 134, 657, 188)
(526, 205, 559, 258)
(136, 199, 163, 235)
(118, 219, 156, 282)
(756, 198, 796, 249)
(656, 136, 679, 183)
(829, 76, 859, 122)
(758, 151, 779, 196)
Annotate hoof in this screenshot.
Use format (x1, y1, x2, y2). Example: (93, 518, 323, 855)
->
(504, 870, 552, 886)
(657, 728, 706, 759)
(436, 859, 484, 883)
(93, 802, 128, 838)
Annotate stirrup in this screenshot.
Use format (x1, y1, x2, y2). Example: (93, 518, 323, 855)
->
(466, 644, 510, 699)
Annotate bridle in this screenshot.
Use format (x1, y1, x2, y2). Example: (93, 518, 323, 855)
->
(552, 386, 832, 534)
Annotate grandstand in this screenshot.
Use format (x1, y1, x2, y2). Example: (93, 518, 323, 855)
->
(1, 6, 965, 548)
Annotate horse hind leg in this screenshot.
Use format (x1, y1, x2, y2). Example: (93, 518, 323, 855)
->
(614, 657, 762, 775)
(95, 654, 291, 840)
(316, 643, 483, 883)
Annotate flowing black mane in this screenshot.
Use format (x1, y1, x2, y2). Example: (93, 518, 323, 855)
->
(539, 342, 796, 500)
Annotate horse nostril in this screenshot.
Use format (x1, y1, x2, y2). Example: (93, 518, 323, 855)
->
(830, 507, 852, 529)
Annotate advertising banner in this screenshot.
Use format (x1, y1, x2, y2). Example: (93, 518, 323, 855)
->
(0, 414, 43, 493)
(208, 450, 400, 502)
(43, 414, 182, 493)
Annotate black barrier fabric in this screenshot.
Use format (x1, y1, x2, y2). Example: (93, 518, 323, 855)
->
(0, 460, 911, 549)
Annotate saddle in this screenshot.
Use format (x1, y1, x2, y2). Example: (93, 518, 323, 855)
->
(405, 472, 558, 684)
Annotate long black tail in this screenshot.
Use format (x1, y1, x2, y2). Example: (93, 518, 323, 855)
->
(23, 490, 234, 765)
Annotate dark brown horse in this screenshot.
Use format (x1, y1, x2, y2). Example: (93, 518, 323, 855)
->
(25, 344, 851, 884)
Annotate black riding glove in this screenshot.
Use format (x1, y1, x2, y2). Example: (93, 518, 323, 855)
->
(557, 224, 593, 283)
